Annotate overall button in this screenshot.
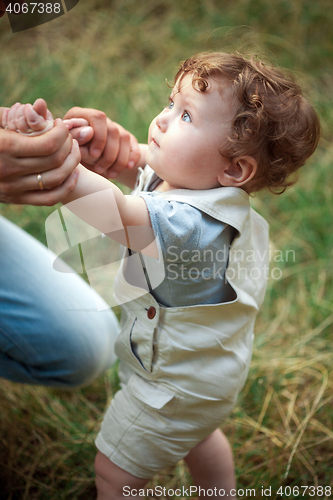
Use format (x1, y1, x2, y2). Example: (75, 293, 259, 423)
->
(147, 306, 156, 319)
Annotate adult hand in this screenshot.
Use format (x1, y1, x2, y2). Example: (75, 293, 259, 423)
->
(0, 107, 80, 206)
(63, 107, 141, 179)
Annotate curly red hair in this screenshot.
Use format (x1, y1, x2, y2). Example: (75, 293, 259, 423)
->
(174, 52, 321, 194)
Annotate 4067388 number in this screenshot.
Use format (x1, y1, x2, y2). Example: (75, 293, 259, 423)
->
(277, 485, 332, 497)
(6, 3, 61, 14)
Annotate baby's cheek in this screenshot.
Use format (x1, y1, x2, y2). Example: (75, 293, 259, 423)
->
(147, 119, 156, 143)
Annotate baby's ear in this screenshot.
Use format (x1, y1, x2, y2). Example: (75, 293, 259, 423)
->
(218, 156, 257, 188)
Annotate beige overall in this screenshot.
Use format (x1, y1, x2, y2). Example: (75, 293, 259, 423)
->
(95, 166, 270, 478)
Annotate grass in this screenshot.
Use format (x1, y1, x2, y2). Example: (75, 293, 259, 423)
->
(0, 0, 333, 498)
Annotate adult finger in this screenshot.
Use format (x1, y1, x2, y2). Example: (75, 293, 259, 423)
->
(103, 126, 131, 178)
(63, 107, 107, 158)
(103, 128, 141, 179)
(13, 168, 80, 206)
(2, 139, 81, 193)
(0, 132, 73, 179)
(36, 138, 81, 190)
(7, 118, 70, 158)
(0, 140, 81, 205)
(92, 121, 125, 175)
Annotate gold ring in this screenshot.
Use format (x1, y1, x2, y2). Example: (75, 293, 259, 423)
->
(37, 174, 44, 190)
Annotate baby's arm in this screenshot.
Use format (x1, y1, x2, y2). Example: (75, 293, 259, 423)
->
(4, 102, 155, 255)
(63, 163, 156, 256)
(56, 117, 152, 248)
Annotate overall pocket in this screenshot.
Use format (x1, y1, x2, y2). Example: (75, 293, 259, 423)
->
(129, 316, 156, 372)
(127, 373, 175, 409)
(115, 306, 158, 374)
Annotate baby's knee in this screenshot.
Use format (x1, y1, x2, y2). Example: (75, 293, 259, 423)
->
(94, 451, 149, 500)
(94, 452, 126, 499)
(95, 452, 114, 499)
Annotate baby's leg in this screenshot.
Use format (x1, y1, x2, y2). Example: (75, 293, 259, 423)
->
(185, 428, 237, 499)
(2, 100, 53, 136)
(94, 451, 150, 500)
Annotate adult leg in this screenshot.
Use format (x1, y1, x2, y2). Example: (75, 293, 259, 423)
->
(184, 428, 237, 498)
(94, 451, 150, 500)
(0, 216, 119, 387)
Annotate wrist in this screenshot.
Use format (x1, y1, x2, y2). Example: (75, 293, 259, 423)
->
(137, 144, 148, 168)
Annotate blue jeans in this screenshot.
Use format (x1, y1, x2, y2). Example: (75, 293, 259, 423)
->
(0, 216, 119, 387)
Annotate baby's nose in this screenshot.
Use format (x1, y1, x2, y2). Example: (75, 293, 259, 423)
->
(156, 112, 168, 132)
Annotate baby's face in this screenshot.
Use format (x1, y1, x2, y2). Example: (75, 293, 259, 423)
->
(146, 74, 236, 191)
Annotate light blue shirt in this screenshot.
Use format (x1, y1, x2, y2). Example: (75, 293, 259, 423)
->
(140, 191, 234, 307)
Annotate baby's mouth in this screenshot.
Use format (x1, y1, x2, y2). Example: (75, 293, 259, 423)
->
(152, 138, 159, 147)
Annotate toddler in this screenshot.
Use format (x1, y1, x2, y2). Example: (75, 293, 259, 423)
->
(3, 52, 320, 499)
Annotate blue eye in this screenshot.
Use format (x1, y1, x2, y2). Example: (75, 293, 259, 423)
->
(182, 111, 191, 122)
(168, 99, 174, 109)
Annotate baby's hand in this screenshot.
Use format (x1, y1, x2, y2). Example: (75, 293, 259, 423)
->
(63, 117, 94, 143)
(2, 101, 54, 136)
